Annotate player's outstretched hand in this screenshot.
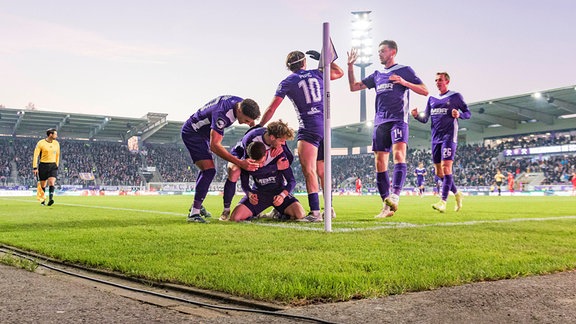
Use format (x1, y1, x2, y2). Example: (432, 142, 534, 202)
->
(347, 48, 358, 65)
(411, 108, 419, 118)
(270, 146, 284, 158)
(240, 159, 259, 172)
(306, 50, 320, 61)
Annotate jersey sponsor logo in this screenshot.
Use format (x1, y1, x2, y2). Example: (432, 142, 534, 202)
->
(431, 108, 449, 115)
(298, 72, 313, 79)
(216, 118, 227, 129)
(376, 83, 394, 91)
(256, 176, 277, 186)
(307, 107, 321, 115)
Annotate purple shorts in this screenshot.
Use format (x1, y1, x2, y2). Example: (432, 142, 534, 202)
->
(372, 121, 409, 152)
(431, 141, 457, 163)
(239, 191, 299, 216)
(297, 129, 324, 161)
(416, 177, 425, 187)
(181, 131, 212, 163)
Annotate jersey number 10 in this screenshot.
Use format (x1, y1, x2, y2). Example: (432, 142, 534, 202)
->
(298, 78, 322, 104)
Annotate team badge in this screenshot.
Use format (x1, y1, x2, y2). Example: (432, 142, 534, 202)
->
(216, 118, 226, 129)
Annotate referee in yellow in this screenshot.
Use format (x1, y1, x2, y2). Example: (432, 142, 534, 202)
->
(33, 128, 60, 206)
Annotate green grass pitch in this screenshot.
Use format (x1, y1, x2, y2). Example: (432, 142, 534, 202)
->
(1, 194, 575, 304)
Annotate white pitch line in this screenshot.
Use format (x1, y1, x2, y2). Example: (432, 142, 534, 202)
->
(2, 198, 185, 217)
(253, 216, 576, 232)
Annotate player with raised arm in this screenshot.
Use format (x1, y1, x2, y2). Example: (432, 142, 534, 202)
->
(258, 50, 344, 222)
(219, 120, 294, 221)
(348, 40, 428, 218)
(230, 141, 306, 222)
(411, 72, 471, 212)
(181, 95, 260, 223)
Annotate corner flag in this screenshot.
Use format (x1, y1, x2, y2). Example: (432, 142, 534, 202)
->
(318, 37, 338, 69)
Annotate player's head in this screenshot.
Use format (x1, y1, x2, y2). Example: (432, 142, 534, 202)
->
(435, 72, 450, 93)
(237, 99, 261, 125)
(266, 119, 295, 148)
(46, 128, 58, 139)
(246, 141, 267, 164)
(378, 40, 397, 65)
(286, 51, 306, 72)
(418, 162, 424, 168)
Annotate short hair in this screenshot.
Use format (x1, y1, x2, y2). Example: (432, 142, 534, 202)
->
(379, 40, 398, 53)
(240, 99, 261, 120)
(286, 51, 305, 72)
(266, 119, 294, 141)
(46, 128, 57, 137)
(246, 141, 266, 161)
(436, 72, 451, 82)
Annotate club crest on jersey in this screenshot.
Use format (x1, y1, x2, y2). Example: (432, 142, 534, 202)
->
(216, 118, 227, 129)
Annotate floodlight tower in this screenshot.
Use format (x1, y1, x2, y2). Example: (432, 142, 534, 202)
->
(351, 11, 372, 123)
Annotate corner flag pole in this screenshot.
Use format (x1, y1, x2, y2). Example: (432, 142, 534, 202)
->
(322, 22, 332, 232)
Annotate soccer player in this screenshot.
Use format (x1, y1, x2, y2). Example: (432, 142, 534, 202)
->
(355, 176, 362, 195)
(507, 172, 515, 194)
(33, 128, 60, 206)
(219, 120, 295, 221)
(411, 72, 471, 213)
(571, 172, 576, 196)
(414, 162, 427, 197)
(433, 175, 442, 196)
(348, 40, 429, 218)
(181, 95, 261, 223)
(258, 50, 344, 222)
(494, 169, 505, 196)
(230, 141, 306, 222)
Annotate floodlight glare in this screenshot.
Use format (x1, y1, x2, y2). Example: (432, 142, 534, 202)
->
(532, 92, 542, 98)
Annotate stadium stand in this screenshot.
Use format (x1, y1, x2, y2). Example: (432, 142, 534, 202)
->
(1, 85, 575, 193)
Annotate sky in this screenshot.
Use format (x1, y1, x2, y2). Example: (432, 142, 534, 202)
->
(1, 0, 575, 129)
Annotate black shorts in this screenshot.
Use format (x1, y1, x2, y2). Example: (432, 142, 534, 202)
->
(38, 163, 58, 181)
(496, 181, 503, 187)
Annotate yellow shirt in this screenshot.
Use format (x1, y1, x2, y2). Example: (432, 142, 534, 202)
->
(494, 173, 505, 182)
(33, 139, 60, 168)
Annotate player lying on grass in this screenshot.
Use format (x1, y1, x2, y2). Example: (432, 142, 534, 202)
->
(229, 141, 306, 222)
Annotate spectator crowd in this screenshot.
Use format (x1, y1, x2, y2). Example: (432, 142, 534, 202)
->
(0, 132, 574, 190)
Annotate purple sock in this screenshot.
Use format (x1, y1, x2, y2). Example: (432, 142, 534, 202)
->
(193, 168, 216, 210)
(442, 174, 453, 201)
(376, 171, 390, 200)
(450, 177, 458, 194)
(223, 179, 236, 208)
(392, 163, 407, 196)
(308, 193, 320, 211)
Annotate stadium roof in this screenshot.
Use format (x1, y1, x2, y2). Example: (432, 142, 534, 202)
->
(1, 85, 575, 148)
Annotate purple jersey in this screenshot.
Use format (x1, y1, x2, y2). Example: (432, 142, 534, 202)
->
(240, 154, 296, 194)
(233, 127, 294, 165)
(415, 167, 427, 180)
(416, 91, 471, 144)
(275, 69, 324, 135)
(362, 64, 423, 125)
(181, 95, 243, 139)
